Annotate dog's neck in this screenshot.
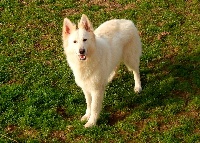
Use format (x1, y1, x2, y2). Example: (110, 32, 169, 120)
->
(72, 48, 101, 87)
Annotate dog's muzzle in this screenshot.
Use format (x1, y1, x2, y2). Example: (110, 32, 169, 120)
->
(79, 49, 86, 60)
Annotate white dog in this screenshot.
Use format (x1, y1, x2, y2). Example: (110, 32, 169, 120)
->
(62, 14, 142, 127)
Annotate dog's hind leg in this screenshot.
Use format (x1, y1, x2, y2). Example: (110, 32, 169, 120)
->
(123, 45, 142, 93)
(125, 61, 142, 93)
(132, 68, 142, 93)
(108, 66, 119, 83)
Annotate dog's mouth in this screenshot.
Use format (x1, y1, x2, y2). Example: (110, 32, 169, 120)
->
(79, 54, 86, 60)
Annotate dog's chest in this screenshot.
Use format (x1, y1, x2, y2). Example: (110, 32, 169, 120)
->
(75, 68, 92, 80)
(72, 65, 101, 88)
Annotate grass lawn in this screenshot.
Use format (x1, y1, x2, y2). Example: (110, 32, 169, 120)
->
(0, 0, 200, 142)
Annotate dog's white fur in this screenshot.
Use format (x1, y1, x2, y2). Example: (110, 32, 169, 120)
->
(62, 14, 142, 127)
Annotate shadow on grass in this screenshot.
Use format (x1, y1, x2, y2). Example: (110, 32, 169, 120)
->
(102, 49, 200, 126)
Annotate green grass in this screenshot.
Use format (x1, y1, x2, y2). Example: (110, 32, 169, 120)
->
(0, 0, 200, 142)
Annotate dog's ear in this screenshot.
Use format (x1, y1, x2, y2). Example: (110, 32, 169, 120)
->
(62, 18, 76, 40)
(78, 14, 93, 32)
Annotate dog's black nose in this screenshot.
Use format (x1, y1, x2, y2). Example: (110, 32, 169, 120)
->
(79, 49, 85, 54)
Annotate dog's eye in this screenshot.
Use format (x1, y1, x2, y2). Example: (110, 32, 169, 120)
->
(73, 40, 77, 43)
(83, 39, 87, 42)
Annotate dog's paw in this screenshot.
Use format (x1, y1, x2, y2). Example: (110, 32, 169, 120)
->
(81, 114, 90, 122)
(134, 86, 142, 93)
(84, 121, 96, 128)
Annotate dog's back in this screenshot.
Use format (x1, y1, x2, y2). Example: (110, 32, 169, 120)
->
(94, 19, 142, 58)
(95, 20, 140, 49)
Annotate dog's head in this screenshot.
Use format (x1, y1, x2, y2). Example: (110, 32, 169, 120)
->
(62, 14, 95, 61)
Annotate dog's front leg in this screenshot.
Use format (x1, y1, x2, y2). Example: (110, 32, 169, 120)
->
(81, 90, 92, 122)
(84, 88, 105, 128)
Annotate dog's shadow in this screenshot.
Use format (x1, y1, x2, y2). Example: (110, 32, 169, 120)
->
(100, 51, 200, 126)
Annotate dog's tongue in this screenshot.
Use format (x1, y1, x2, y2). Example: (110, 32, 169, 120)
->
(79, 55, 86, 60)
